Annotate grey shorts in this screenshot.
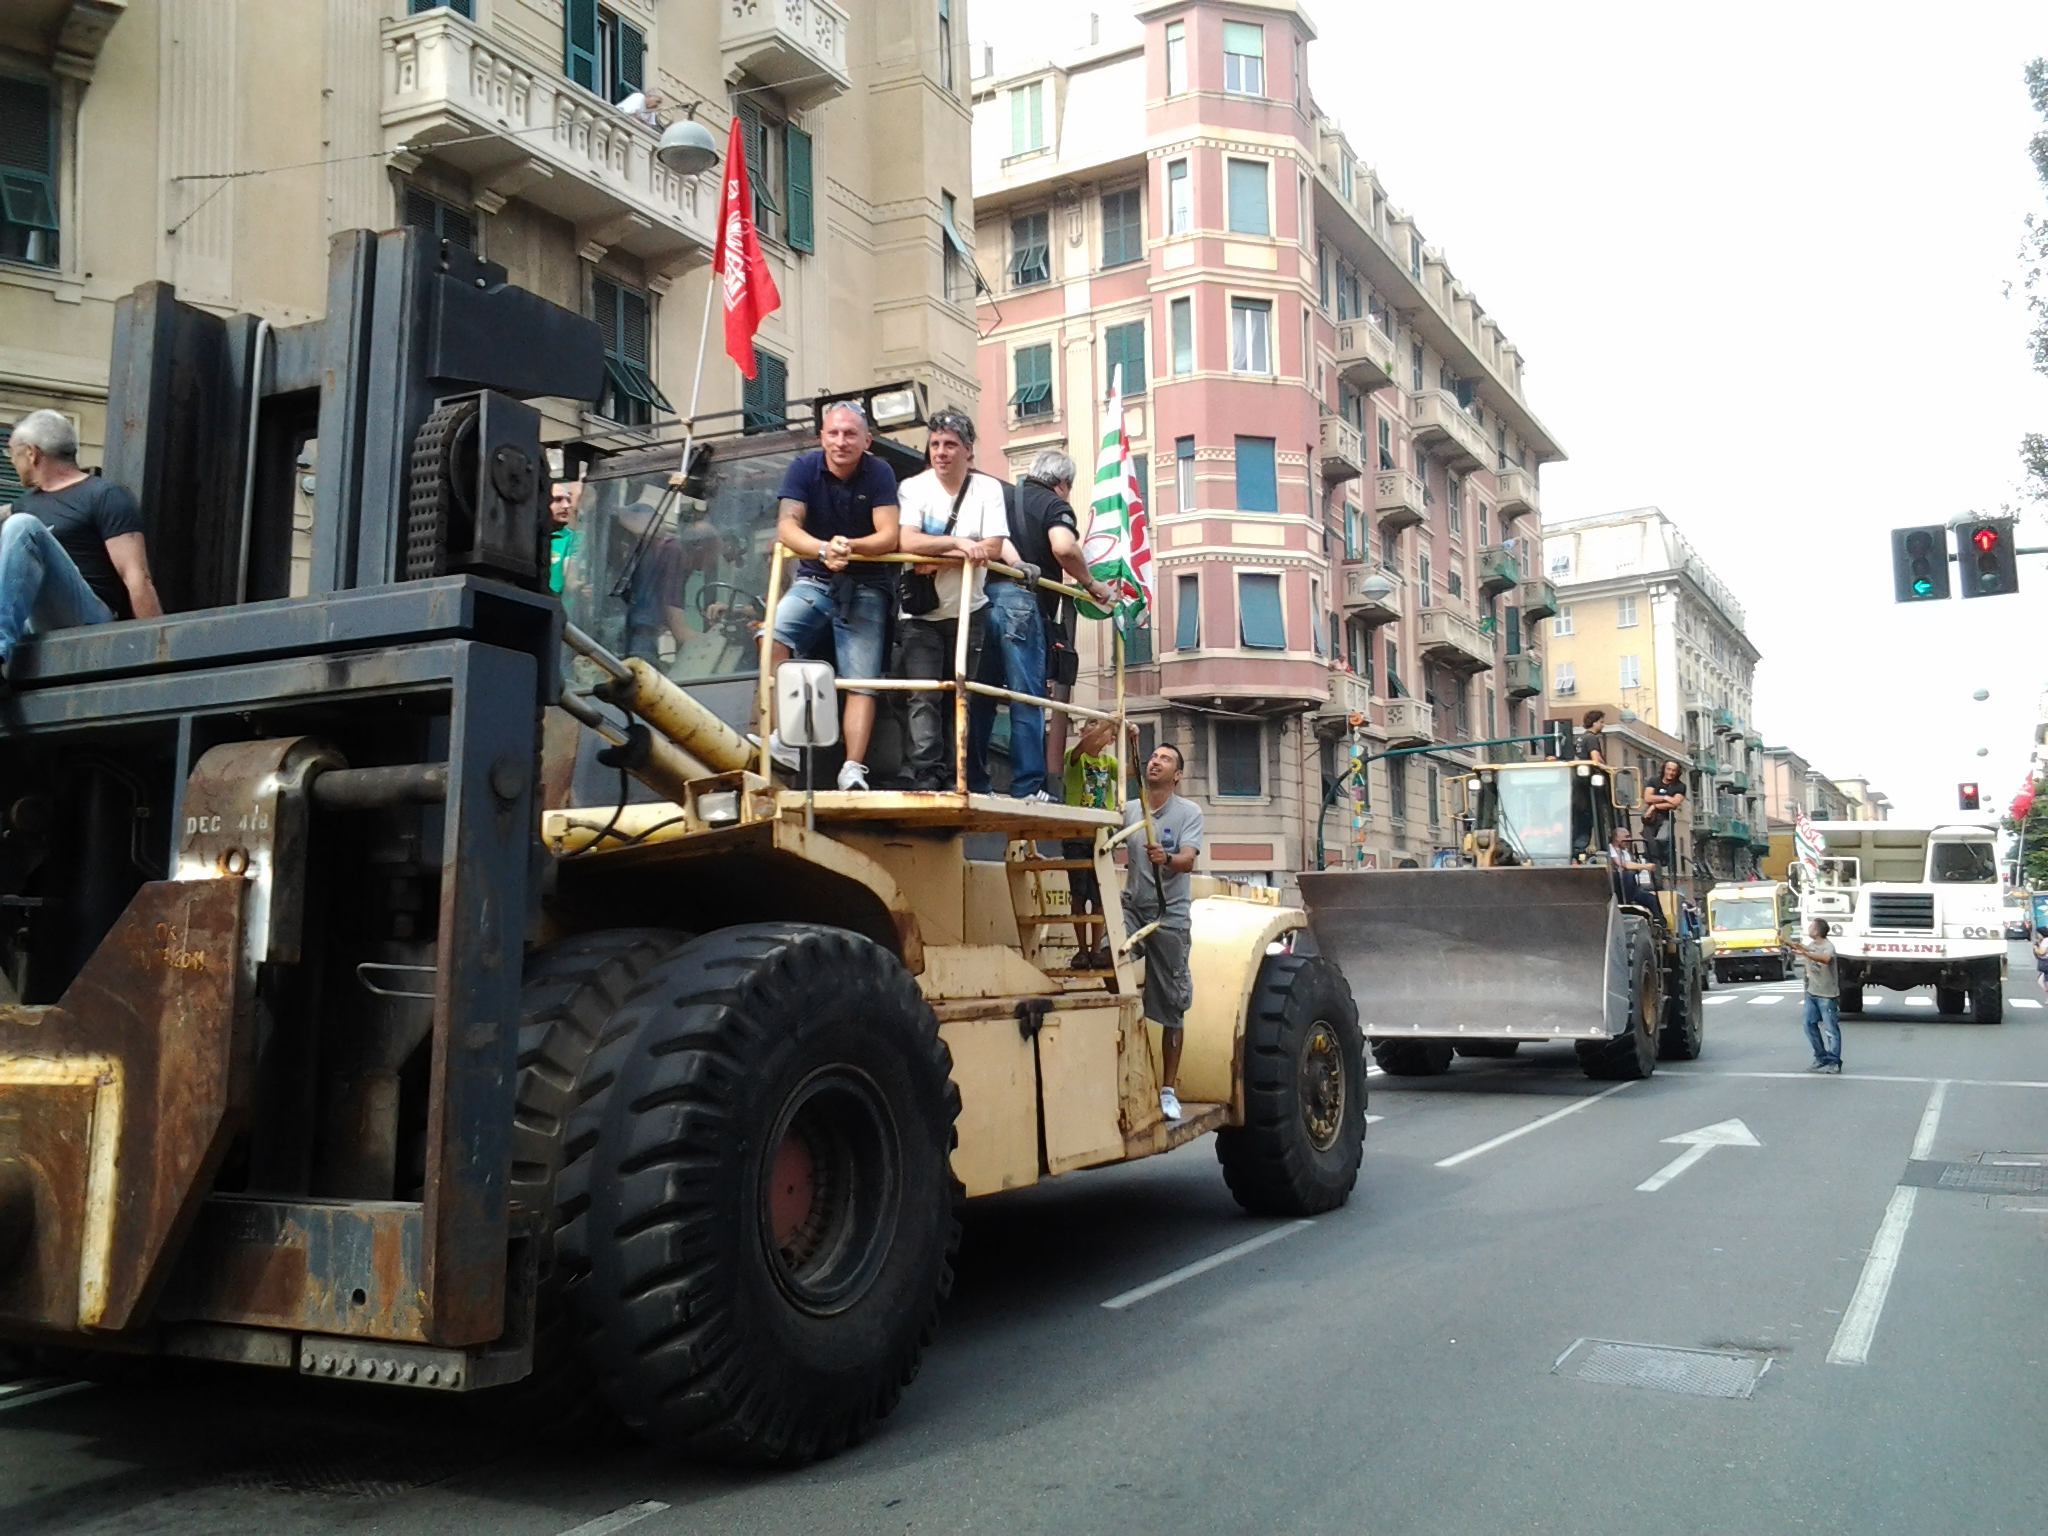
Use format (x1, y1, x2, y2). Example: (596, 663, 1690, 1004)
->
(1133, 921, 1193, 1031)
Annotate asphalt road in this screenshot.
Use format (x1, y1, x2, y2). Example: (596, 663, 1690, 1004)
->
(6, 942, 2045, 1536)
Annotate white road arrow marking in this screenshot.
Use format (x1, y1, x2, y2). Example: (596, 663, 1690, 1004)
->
(1636, 1117, 1763, 1192)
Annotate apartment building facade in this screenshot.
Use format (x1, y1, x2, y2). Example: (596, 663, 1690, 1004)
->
(967, 0, 1563, 887)
(1540, 508, 1767, 883)
(0, 0, 975, 491)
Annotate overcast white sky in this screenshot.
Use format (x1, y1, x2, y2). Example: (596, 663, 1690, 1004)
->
(973, 1, 2048, 825)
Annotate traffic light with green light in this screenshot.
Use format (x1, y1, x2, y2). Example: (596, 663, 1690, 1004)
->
(1956, 518, 2019, 598)
(1959, 783, 1980, 810)
(1890, 525, 1949, 601)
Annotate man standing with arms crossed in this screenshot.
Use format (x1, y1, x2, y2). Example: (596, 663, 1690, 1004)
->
(768, 402, 900, 790)
(1787, 917, 1843, 1074)
(1123, 740, 1203, 1121)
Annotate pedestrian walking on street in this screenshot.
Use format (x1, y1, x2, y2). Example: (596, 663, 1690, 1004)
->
(1123, 741, 1203, 1121)
(1787, 917, 1842, 1073)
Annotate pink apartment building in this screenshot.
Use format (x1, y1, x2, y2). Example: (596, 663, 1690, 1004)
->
(967, 0, 1563, 887)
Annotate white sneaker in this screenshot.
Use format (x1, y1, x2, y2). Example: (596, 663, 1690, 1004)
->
(1159, 1086, 1183, 1122)
(836, 760, 870, 792)
(760, 732, 799, 773)
(1022, 789, 1056, 803)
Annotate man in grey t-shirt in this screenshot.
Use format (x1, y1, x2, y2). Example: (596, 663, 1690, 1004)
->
(1787, 918, 1842, 1073)
(1123, 742, 1203, 1121)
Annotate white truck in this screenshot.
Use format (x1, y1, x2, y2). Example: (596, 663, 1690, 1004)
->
(1796, 821, 2008, 1022)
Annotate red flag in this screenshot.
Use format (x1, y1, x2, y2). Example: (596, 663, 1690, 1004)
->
(714, 115, 781, 379)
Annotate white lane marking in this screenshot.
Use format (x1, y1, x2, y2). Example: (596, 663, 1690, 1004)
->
(2013, 998, 2043, 1009)
(0, 1381, 94, 1413)
(1101, 1220, 1314, 1310)
(1365, 1114, 1385, 1124)
(1434, 1081, 1640, 1169)
(1703, 996, 1733, 1006)
(1746, 996, 1782, 1006)
(553, 1502, 672, 1536)
(1635, 1117, 1762, 1192)
(1910, 1079, 1950, 1160)
(1635, 1142, 1713, 1191)
(1903, 997, 1935, 1009)
(1828, 1186, 1918, 1366)
(0, 1377, 61, 1400)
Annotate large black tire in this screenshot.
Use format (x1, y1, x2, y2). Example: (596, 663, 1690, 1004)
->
(1579, 916, 1659, 1080)
(566, 923, 961, 1466)
(1215, 954, 1366, 1217)
(1371, 1038, 1455, 1076)
(487, 928, 689, 1427)
(1839, 983, 1864, 1015)
(1659, 956, 1705, 1061)
(1454, 1040, 1521, 1058)
(1934, 985, 1967, 1017)
(1972, 976, 2004, 1025)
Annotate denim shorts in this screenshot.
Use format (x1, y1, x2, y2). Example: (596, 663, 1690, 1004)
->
(772, 576, 890, 694)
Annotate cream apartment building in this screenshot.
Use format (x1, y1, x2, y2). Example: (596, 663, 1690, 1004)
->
(0, 0, 976, 494)
(968, 0, 1564, 886)
(1541, 507, 1767, 882)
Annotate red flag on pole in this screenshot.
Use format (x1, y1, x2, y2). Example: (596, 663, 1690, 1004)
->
(714, 115, 781, 379)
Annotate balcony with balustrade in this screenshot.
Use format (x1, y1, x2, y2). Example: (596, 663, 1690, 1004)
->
(1341, 564, 1403, 627)
(382, 7, 716, 275)
(1477, 544, 1519, 595)
(1375, 468, 1424, 532)
(1317, 671, 1377, 730)
(1319, 415, 1364, 483)
(1334, 321, 1396, 393)
(1516, 578, 1557, 622)
(1382, 697, 1433, 747)
(720, 0, 851, 110)
(1502, 654, 1541, 699)
(1409, 390, 1490, 472)
(1418, 607, 1493, 674)
(1495, 463, 1537, 522)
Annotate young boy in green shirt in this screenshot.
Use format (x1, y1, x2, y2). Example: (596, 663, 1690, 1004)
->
(1063, 718, 1122, 967)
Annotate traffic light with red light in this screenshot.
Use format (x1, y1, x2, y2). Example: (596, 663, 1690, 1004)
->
(1890, 524, 1949, 602)
(1959, 782, 1981, 811)
(1956, 518, 2019, 598)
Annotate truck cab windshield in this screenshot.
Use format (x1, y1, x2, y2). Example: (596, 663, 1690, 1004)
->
(1928, 841, 1997, 884)
(1474, 767, 1607, 865)
(1711, 899, 1776, 930)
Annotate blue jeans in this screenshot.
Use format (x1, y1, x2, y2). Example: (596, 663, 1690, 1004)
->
(1803, 993, 1842, 1067)
(771, 576, 890, 696)
(0, 513, 115, 663)
(966, 580, 1046, 797)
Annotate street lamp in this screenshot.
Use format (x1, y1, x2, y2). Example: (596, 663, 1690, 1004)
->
(1356, 573, 1395, 604)
(655, 107, 720, 176)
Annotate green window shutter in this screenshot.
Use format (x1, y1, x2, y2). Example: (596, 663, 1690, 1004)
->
(615, 20, 644, 102)
(1506, 606, 1521, 656)
(564, 0, 599, 90)
(1103, 320, 1145, 397)
(744, 349, 789, 434)
(784, 124, 814, 252)
(1175, 573, 1200, 650)
(1234, 435, 1277, 513)
(1215, 720, 1262, 796)
(1120, 611, 1153, 665)
(1238, 573, 1286, 650)
(1226, 159, 1269, 235)
(0, 429, 22, 501)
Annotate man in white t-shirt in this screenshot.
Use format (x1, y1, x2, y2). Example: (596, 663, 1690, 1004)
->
(896, 408, 1009, 790)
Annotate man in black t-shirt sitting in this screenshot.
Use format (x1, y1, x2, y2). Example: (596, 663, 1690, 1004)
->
(2, 409, 162, 674)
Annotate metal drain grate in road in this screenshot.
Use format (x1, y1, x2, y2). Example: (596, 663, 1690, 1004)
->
(1553, 1339, 1765, 1399)
(1903, 1156, 2048, 1196)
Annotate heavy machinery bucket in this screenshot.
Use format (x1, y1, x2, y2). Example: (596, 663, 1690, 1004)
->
(1297, 867, 1626, 1042)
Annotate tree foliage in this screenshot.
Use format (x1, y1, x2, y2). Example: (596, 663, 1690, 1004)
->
(2023, 59, 2048, 502)
(2001, 778, 2048, 887)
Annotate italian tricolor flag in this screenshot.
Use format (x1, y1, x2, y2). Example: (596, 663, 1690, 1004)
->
(1079, 366, 1154, 622)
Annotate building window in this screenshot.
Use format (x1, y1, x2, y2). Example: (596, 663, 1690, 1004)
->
(1377, 416, 1393, 470)
(1223, 21, 1265, 95)
(1555, 661, 1577, 695)
(1620, 654, 1641, 690)
(1409, 233, 1423, 278)
(1477, 506, 1489, 546)
(1238, 572, 1285, 649)
(938, 0, 954, 92)
(1317, 239, 1331, 310)
(1121, 608, 1153, 664)
(1505, 605, 1522, 656)
(1167, 158, 1191, 235)
(412, 0, 476, 13)
(1170, 296, 1194, 374)
(1102, 187, 1143, 267)
(940, 191, 974, 303)
(1009, 80, 1045, 154)
(1418, 553, 1431, 608)
(1103, 319, 1146, 397)
(1381, 523, 1398, 568)
(1616, 593, 1639, 628)
(1428, 765, 1441, 826)
(1343, 505, 1358, 561)
(734, 98, 791, 243)
(1447, 568, 1463, 599)
(1175, 436, 1196, 512)
(1409, 341, 1424, 392)
(592, 274, 668, 427)
(1234, 436, 1277, 513)
(1385, 637, 1401, 696)
(1216, 720, 1264, 796)
(0, 75, 59, 268)
(1230, 298, 1272, 374)
(1176, 572, 1201, 649)
(1165, 20, 1187, 96)
(1447, 478, 1462, 535)
(1310, 578, 1325, 655)
(1009, 210, 1050, 287)
(1010, 342, 1053, 418)
(403, 187, 475, 250)
(743, 348, 788, 434)
(564, 2, 645, 106)
(1388, 757, 1407, 820)
(1226, 158, 1269, 236)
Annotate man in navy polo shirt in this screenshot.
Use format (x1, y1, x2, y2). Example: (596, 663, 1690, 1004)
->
(770, 401, 900, 790)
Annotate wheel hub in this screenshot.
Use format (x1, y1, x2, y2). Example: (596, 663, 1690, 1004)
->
(1299, 1022, 1346, 1152)
(758, 1066, 902, 1317)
